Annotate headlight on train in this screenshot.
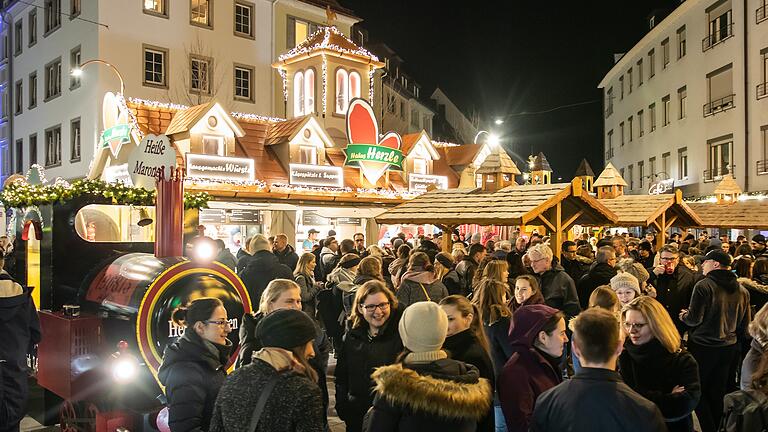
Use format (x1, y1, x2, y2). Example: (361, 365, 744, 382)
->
(112, 357, 138, 382)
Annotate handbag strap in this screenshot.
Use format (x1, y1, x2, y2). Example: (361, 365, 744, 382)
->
(248, 373, 281, 432)
(418, 282, 431, 302)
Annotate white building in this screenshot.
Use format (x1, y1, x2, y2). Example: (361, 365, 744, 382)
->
(0, 0, 355, 181)
(431, 87, 478, 144)
(599, 0, 768, 197)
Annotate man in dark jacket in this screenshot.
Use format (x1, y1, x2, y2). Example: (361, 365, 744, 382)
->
(559, 241, 590, 285)
(527, 244, 581, 320)
(576, 246, 617, 310)
(649, 244, 696, 334)
(679, 249, 751, 432)
(240, 234, 293, 308)
(214, 239, 237, 271)
(273, 233, 299, 271)
(752, 234, 768, 257)
(0, 266, 40, 432)
(457, 243, 486, 296)
(531, 308, 666, 432)
(635, 240, 655, 269)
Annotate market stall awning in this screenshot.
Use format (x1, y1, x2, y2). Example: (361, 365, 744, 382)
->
(687, 201, 768, 229)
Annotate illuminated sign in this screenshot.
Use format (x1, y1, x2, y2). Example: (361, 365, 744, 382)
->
(409, 174, 448, 192)
(289, 163, 344, 188)
(186, 153, 255, 182)
(649, 179, 674, 195)
(101, 124, 133, 157)
(127, 134, 176, 190)
(344, 98, 403, 185)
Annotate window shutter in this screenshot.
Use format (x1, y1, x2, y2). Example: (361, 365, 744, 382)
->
(287, 17, 295, 48)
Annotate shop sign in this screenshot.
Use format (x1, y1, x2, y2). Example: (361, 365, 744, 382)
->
(199, 209, 226, 224)
(337, 217, 361, 225)
(101, 124, 133, 157)
(229, 209, 261, 224)
(289, 163, 343, 188)
(303, 211, 330, 226)
(344, 98, 403, 185)
(649, 179, 675, 195)
(128, 134, 176, 190)
(409, 174, 448, 192)
(186, 154, 255, 182)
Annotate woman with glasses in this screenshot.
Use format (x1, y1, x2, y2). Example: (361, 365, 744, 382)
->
(335, 281, 403, 432)
(159, 297, 233, 432)
(618, 296, 701, 432)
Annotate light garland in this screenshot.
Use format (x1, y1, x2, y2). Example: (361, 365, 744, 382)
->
(230, 112, 284, 123)
(368, 66, 375, 103)
(185, 177, 268, 189)
(128, 97, 284, 124)
(116, 93, 145, 142)
(432, 141, 461, 148)
(278, 68, 288, 102)
(321, 54, 328, 114)
(685, 191, 768, 203)
(270, 183, 353, 194)
(277, 26, 380, 63)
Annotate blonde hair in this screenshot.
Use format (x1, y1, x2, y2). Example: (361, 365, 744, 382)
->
(366, 245, 385, 258)
(440, 295, 490, 355)
(294, 252, 315, 276)
(481, 260, 509, 284)
(527, 243, 554, 262)
(621, 296, 681, 353)
(259, 279, 301, 314)
(472, 279, 511, 324)
(351, 281, 397, 329)
(750, 304, 768, 346)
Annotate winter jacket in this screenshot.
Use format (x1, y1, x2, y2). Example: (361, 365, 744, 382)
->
(681, 269, 751, 347)
(388, 258, 408, 289)
(209, 357, 323, 432)
(0, 275, 40, 430)
(443, 329, 495, 432)
(741, 338, 765, 390)
(498, 305, 563, 432)
(560, 255, 591, 286)
(320, 247, 340, 275)
(367, 359, 493, 432)
(619, 338, 700, 432)
(215, 249, 237, 271)
(738, 276, 768, 315)
(295, 272, 320, 318)
(456, 257, 479, 297)
(239, 250, 294, 308)
(576, 262, 617, 310)
(537, 265, 581, 319)
(396, 269, 449, 306)
(236, 252, 252, 275)
(531, 368, 667, 432)
(648, 265, 696, 334)
(274, 245, 299, 272)
(442, 269, 462, 296)
(510, 290, 545, 313)
(158, 330, 232, 432)
(484, 316, 513, 380)
(335, 307, 403, 426)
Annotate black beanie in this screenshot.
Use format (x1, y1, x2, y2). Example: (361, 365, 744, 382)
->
(256, 309, 317, 350)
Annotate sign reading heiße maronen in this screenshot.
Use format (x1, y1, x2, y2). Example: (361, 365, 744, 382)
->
(128, 134, 176, 190)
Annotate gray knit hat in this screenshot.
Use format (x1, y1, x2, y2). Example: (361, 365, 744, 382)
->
(610, 272, 641, 295)
(618, 258, 650, 284)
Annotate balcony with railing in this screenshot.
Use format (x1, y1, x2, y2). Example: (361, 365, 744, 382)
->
(759, 82, 768, 99)
(702, 23, 734, 51)
(758, 160, 768, 175)
(703, 94, 735, 117)
(703, 165, 734, 182)
(605, 147, 614, 160)
(758, 4, 768, 24)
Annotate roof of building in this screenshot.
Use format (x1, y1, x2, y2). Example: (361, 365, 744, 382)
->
(532, 152, 552, 171)
(687, 201, 768, 229)
(265, 115, 311, 145)
(713, 174, 742, 195)
(597, 191, 702, 227)
(574, 158, 596, 177)
(593, 162, 628, 187)
(475, 148, 521, 175)
(438, 144, 483, 166)
(297, 0, 357, 18)
(274, 26, 384, 67)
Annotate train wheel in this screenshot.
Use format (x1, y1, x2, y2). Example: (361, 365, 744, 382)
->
(59, 400, 80, 432)
(83, 402, 100, 432)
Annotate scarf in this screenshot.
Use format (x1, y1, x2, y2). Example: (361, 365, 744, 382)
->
(252, 347, 307, 375)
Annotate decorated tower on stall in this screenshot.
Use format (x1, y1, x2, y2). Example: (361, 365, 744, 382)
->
(476, 147, 521, 192)
(574, 158, 595, 193)
(712, 174, 742, 204)
(593, 162, 627, 199)
(530, 152, 552, 185)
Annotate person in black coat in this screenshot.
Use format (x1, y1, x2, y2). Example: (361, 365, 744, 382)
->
(435, 252, 462, 296)
(240, 235, 293, 308)
(619, 296, 701, 432)
(649, 244, 697, 334)
(576, 246, 618, 310)
(560, 240, 590, 284)
(159, 298, 233, 432)
(528, 244, 581, 320)
(440, 296, 495, 432)
(0, 269, 40, 432)
(273, 234, 299, 271)
(335, 281, 403, 432)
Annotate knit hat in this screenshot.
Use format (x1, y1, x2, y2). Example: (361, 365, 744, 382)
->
(250, 234, 270, 252)
(610, 272, 640, 295)
(255, 309, 317, 350)
(399, 301, 448, 354)
(753, 234, 767, 246)
(703, 249, 732, 267)
(622, 261, 649, 285)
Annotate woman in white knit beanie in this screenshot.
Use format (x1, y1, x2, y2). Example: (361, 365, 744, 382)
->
(610, 272, 641, 307)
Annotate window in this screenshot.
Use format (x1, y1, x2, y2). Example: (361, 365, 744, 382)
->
(678, 86, 687, 119)
(662, 95, 670, 126)
(620, 122, 625, 146)
(649, 103, 657, 131)
(70, 0, 81, 18)
(628, 69, 633, 93)
(628, 165, 634, 190)
(29, 134, 37, 168)
(28, 72, 37, 109)
(678, 148, 688, 179)
(14, 80, 22, 115)
(760, 48, 768, 99)
(44, 0, 61, 35)
(190, 0, 211, 27)
(299, 145, 317, 165)
(190, 56, 212, 94)
(143, 46, 167, 87)
(677, 25, 687, 58)
(143, 0, 167, 17)
(1, 35, 6, 62)
(69, 118, 81, 161)
(661, 38, 670, 68)
(662, 152, 670, 178)
(28, 10, 37, 47)
(607, 129, 613, 153)
(704, 3, 733, 51)
(202, 135, 224, 156)
(70, 46, 81, 89)
(334, 68, 360, 114)
(45, 125, 61, 167)
(620, 167, 625, 179)
(760, 127, 768, 174)
(386, 92, 395, 114)
(413, 158, 427, 175)
(411, 108, 419, 127)
(638, 110, 644, 136)
(44, 57, 61, 101)
(75, 205, 155, 243)
(648, 49, 656, 78)
(234, 64, 254, 102)
(288, 17, 318, 47)
(423, 115, 431, 134)
(707, 135, 733, 180)
(400, 101, 405, 120)
(606, 87, 613, 116)
(649, 157, 657, 178)
(628, 116, 633, 142)
(637, 59, 643, 85)
(14, 20, 22, 55)
(705, 64, 734, 116)
(619, 76, 624, 100)
(303, 69, 314, 114)
(234, 2, 254, 38)
(15, 139, 23, 174)
(638, 161, 645, 189)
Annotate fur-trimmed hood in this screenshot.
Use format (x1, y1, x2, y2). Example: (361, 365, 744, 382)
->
(738, 277, 768, 294)
(371, 361, 492, 421)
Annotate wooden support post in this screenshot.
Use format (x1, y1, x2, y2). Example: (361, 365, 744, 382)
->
(553, 202, 563, 259)
(437, 224, 455, 253)
(656, 211, 666, 251)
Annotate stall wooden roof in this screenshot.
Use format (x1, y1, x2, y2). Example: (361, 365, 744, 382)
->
(593, 162, 628, 187)
(475, 148, 521, 175)
(687, 201, 768, 229)
(598, 190, 702, 227)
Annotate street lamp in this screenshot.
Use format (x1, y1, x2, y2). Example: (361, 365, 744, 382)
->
(494, 118, 504, 125)
(71, 59, 125, 95)
(474, 130, 500, 147)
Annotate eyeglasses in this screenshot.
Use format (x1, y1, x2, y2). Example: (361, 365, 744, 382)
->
(660, 256, 678, 261)
(531, 256, 548, 263)
(205, 319, 232, 328)
(564, 249, 577, 254)
(623, 322, 647, 331)
(361, 302, 390, 312)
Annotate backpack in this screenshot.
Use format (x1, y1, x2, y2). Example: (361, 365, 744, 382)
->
(312, 248, 326, 282)
(720, 389, 768, 432)
(321, 253, 340, 278)
(317, 284, 343, 338)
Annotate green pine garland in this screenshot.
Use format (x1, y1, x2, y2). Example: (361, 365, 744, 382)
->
(0, 179, 210, 210)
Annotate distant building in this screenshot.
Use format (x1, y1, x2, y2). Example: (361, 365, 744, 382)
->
(431, 87, 478, 144)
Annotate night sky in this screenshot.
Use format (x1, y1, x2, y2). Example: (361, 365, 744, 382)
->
(340, 0, 681, 179)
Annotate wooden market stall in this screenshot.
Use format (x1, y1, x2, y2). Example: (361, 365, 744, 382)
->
(686, 175, 768, 230)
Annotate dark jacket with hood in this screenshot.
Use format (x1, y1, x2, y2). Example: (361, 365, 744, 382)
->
(648, 264, 696, 334)
(738, 275, 768, 315)
(681, 269, 751, 347)
(274, 245, 299, 272)
(0, 274, 40, 429)
(158, 330, 232, 432)
(483, 315, 513, 382)
(239, 250, 293, 308)
(510, 290, 545, 313)
(456, 257, 479, 297)
(576, 262, 617, 310)
(498, 305, 563, 432)
(367, 359, 493, 432)
(442, 268, 462, 296)
(443, 330, 495, 432)
(560, 255, 591, 286)
(335, 306, 403, 425)
(537, 264, 581, 319)
(396, 269, 449, 307)
(295, 272, 320, 318)
(531, 367, 667, 432)
(619, 338, 701, 432)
